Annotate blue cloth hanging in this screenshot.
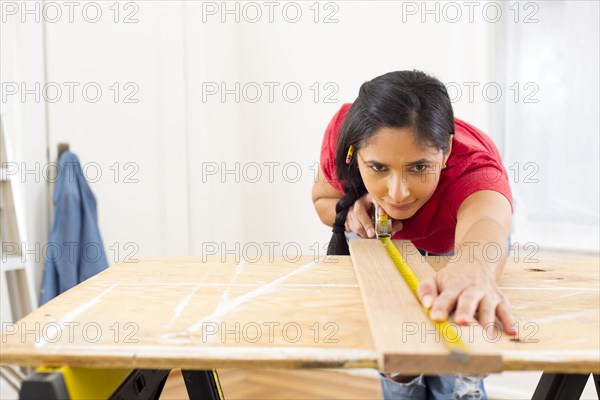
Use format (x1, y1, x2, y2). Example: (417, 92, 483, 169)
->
(40, 151, 108, 304)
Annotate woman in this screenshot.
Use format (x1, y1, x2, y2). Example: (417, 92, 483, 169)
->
(311, 70, 516, 399)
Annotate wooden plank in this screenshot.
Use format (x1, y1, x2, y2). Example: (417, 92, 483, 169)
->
(350, 239, 600, 374)
(349, 239, 502, 374)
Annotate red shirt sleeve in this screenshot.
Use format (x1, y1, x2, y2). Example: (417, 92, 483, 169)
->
(446, 164, 514, 218)
(319, 104, 353, 193)
(444, 120, 513, 216)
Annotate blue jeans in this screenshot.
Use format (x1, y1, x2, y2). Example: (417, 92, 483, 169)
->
(380, 373, 487, 400)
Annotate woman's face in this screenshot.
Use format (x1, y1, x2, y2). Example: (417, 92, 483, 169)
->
(357, 126, 452, 220)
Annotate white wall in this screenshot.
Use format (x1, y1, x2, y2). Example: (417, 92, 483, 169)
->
(41, 2, 189, 261)
(184, 1, 499, 258)
(8, 1, 501, 266)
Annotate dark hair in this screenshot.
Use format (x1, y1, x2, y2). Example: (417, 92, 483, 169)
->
(326, 70, 455, 256)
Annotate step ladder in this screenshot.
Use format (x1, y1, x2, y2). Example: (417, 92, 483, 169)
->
(0, 113, 39, 392)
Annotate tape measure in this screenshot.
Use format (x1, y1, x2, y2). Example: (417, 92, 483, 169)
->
(376, 213, 469, 362)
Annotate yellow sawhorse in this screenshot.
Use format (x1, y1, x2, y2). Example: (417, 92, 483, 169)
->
(20, 367, 223, 400)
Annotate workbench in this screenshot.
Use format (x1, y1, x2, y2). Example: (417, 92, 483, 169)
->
(1, 240, 599, 399)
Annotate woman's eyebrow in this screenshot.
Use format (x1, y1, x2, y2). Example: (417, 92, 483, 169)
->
(404, 158, 435, 166)
(362, 158, 434, 166)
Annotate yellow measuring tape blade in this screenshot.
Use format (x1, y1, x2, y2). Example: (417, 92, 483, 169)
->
(379, 236, 469, 362)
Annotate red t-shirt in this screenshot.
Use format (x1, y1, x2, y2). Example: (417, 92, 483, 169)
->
(320, 103, 513, 254)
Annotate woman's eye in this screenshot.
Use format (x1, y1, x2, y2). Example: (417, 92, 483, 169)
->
(411, 164, 428, 173)
(370, 165, 387, 173)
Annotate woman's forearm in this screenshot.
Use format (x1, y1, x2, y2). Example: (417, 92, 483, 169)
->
(313, 197, 340, 227)
(456, 217, 510, 280)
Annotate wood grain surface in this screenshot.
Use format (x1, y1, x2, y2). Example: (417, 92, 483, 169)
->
(1, 248, 598, 374)
(350, 239, 599, 374)
(1, 256, 376, 370)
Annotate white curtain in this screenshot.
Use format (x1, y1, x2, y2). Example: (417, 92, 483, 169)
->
(502, 1, 599, 252)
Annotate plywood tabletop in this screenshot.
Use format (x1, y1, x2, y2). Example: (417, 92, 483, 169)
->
(1, 256, 377, 370)
(1, 245, 599, 374)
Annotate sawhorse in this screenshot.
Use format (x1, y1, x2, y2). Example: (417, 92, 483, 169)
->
(532, 373, 600, 400)
(19, 368, 600, 399)
(19, 367, 223, 400)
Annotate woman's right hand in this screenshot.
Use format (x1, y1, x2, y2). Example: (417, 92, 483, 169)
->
(345, 194, 403, 238)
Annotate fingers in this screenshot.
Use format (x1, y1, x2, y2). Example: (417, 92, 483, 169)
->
(454, 288, 482, 325)
(417, 278, 438, 309)
(473, 295, 516, 336)
(416, 266, 517, 338)
(429, 288, 461, 322)
(391, 220, 403, 235)
(496, 299, 517, 335)
(350, 196, 377, 238)
(346, 195, 403, 238)
(453, 291, 516, 336)
(477, 297, 497, 335)
(345, 211, 366, 238)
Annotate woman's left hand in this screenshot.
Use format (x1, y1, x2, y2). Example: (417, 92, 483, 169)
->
(417, 261, 516, 335)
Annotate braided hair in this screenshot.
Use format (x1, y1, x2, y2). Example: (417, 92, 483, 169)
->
(326, 70, 455, 256)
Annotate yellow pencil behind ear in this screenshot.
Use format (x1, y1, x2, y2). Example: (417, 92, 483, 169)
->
(345, 144, 355, 164)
